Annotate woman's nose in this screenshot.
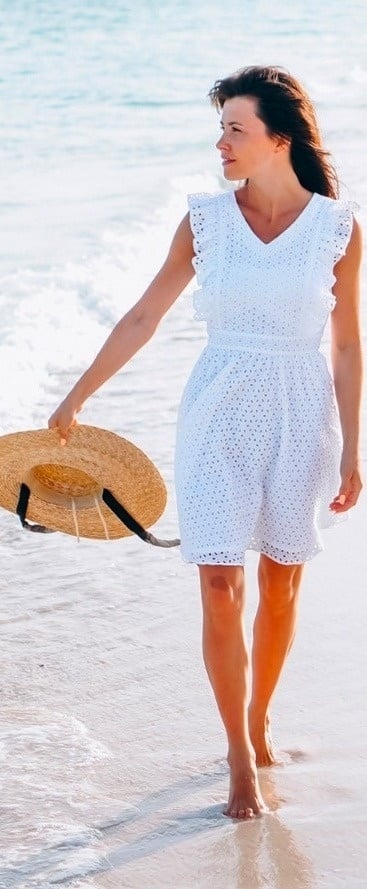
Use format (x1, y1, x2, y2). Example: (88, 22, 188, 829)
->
(216, 132, 227, 150)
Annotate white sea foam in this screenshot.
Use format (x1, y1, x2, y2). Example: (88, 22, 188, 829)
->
(0, 171, 218, 437)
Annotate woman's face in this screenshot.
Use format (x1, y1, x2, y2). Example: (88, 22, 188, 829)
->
(216, 95, 280, 180)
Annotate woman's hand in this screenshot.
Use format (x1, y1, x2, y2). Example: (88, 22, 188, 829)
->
(48, 397, 83, 445)
(329, 453, 363, 513)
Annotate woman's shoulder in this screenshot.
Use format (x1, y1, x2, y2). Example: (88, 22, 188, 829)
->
(187, 191, 231, 240)
(187, 189, 230, 209)
(315, 192, 359, 216)
(314, 193, 359, 265)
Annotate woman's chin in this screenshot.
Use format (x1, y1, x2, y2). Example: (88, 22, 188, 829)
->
(222, 165, 241, 181)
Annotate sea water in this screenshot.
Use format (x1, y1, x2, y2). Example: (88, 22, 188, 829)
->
(0, 1, 366, 887)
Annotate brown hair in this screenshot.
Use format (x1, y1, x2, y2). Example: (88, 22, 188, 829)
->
(209, 66, 338, 199)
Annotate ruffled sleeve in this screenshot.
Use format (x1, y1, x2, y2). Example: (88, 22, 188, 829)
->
(315, 197, 357, 312)
(330, 199, 356, 265)
(187, 192, 222, 321)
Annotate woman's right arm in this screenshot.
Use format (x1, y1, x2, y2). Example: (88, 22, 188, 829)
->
(48, 213, 195, 440)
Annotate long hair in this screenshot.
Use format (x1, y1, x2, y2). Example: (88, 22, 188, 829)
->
(209, 66, 338, 199)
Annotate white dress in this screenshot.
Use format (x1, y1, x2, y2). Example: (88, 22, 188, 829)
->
(174, 189, 354, 566)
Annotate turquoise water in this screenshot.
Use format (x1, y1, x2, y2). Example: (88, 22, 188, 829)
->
(1, 0, 366, 270)
(0, 2, 366, 887)
(1, 0, 366, 432)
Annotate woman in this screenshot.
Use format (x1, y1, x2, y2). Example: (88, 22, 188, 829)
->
(49, 66, 363, 820)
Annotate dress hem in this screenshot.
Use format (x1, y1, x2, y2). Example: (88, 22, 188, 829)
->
(180, 538, 324, 567)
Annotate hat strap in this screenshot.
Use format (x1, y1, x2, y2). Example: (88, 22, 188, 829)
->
(15, 482, 180, 547)
(102, 488, 180, 548)
(16, 483, 55, 533)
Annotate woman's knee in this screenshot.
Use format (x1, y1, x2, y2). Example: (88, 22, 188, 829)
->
(258, 555, 303, 615)
(199, 565, 245, 626)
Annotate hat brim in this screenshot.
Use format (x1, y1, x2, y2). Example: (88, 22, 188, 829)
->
(0, 425, 167, 539)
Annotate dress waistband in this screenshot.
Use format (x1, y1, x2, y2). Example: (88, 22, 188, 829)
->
(207, 332, 319, 355)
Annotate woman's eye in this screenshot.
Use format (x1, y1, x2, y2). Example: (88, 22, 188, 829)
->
(219, 126, 242, 135)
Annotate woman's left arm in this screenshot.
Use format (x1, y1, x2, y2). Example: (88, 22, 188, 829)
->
(329, 216, 364, 513)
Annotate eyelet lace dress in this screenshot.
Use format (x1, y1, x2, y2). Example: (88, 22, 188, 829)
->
(174, 189, 354, 565)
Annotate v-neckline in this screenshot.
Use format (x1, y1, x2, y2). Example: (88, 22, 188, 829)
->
(230, 190, 317, 247)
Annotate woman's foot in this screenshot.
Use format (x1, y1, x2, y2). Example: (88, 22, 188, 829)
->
(224, 749, 269, 819)
(248, 711, 279, 767)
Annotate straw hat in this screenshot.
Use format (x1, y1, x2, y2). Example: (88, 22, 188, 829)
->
(0, 424, 178, 544)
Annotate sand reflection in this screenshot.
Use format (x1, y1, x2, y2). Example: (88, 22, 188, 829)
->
(231, 771, 315, 889)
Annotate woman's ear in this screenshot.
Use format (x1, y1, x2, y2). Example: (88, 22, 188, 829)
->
(273, 135, 291, 153)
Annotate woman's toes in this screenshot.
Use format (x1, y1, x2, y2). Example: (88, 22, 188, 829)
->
(224, 805, 255, 819)
(238, 807, 254, 819)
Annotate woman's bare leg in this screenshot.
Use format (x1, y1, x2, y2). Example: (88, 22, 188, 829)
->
(248, 554, 304, 766)
(199, 564, 268, 818)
